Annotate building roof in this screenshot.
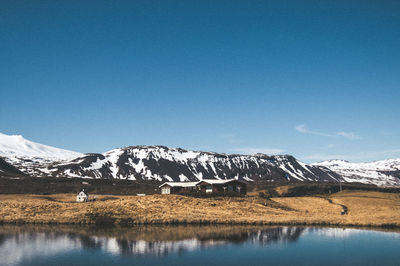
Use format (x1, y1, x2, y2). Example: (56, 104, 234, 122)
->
(159, 179, 246, 188)
(198, 179, 247, 185)
(77, 189, 88, 196)
(159, 181, 199, 188)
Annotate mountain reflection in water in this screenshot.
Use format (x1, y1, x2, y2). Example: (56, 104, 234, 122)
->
(1, 225, 399, 266)
(0, 225, 303, 258)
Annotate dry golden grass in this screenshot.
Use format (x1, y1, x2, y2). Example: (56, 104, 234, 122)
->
(328, 191, 400, 227)
(0, 191, 399, 227)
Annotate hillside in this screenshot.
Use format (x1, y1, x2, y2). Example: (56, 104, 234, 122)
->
(0, 133, 399, 187)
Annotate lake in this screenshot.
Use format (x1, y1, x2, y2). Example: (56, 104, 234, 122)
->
(0, 225, 399, 266)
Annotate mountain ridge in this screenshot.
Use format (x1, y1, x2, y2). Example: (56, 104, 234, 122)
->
(39, 145, 339, 183)
(0, 133, 399, 187)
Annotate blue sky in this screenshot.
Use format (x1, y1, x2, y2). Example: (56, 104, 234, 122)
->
(1, 0, 399, 162)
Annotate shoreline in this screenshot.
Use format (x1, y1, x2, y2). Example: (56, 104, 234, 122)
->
(1, 220, 400, 230)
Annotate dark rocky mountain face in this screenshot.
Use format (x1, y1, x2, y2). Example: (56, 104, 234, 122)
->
(38, 146, 341, 182)
(0, 157, 25, 177)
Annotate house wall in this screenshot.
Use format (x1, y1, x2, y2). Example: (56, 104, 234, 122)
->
(161, 186, 171, 194)
(76, 192, 88, 202)
(196, 181, 247, 195)
(172, 186, 196, 193)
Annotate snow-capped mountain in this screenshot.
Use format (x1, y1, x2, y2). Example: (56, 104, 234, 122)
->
(312, 159, 400, 187)
(1, 132, 399, 186)
(0, 133, 82, 175)
(0, 133, 81, 160)
(41, 146, 340, 182)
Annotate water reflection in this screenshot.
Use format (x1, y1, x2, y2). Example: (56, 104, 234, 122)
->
(0, 225, 305, 262)
(0, 225, 399, 265)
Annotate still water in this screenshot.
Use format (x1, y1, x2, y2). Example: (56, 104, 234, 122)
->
(0, 225, 399, 266)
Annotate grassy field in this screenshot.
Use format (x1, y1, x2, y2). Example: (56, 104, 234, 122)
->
(1, 190, 399, 228)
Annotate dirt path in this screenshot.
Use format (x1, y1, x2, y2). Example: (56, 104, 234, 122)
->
(324, 197, 348, 214)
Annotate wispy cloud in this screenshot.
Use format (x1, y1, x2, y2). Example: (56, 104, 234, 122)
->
(295, 124, 332, 137)
(295, 124, 360, 140)
(232, 147, 285, 155)
(336, 131, 360, 140)
(327, 144, 335, 148)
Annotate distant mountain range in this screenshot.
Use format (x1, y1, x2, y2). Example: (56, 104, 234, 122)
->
(0, 133, 399, 187)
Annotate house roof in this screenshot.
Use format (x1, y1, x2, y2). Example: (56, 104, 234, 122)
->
(198, 179, 247, 185)
(77, 190, 88, 196)
(159, 179, 247, 188)
(159, 181, 199, 188)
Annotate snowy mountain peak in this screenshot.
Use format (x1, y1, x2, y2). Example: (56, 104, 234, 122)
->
(0, 132, 81, 161)
(313, 158, 400, 186)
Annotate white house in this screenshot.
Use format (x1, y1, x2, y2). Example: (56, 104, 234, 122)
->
(76, 189, 89, 202)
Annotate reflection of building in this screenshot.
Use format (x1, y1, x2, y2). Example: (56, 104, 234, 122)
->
(99, 227, 304, 256)
(249, 227, 304, 244)
(92, 227, 304, 256)
(159, 179, 247, 195)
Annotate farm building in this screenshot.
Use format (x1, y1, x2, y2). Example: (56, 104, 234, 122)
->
(159, 179, 247, 195)
(76, 189, 89, 202)
(159, 182, 199, 195)
(197, 179, 247, 194)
